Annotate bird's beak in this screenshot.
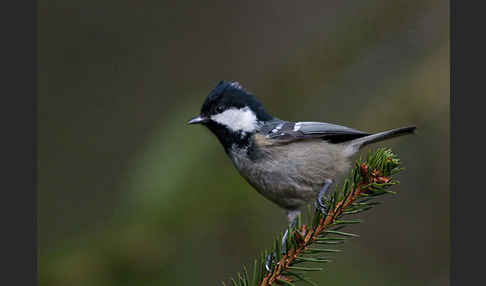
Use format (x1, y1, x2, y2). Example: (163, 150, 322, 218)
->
(187, 115, 208, 125)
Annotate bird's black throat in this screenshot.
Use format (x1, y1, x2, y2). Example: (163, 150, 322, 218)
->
(205, 121, 255, 154)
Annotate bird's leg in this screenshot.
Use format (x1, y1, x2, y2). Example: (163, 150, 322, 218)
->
(281, 210, 300, 251)
(266, 180, 333, 272)
(315, 179, 333, 216)
(265, 210, 300, 272)
(264, 253, 274, 272)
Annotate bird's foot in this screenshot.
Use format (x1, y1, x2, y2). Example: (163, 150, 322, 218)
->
(265, 212, 299, 272)
(281, 218, 297, 252)
(264, 252, 275, 272)
(315, 179, 333, 216)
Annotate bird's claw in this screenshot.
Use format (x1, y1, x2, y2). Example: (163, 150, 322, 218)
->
(315, 179, 333, 216)
(265, 253, 275, 272)
(266, 218, 298, 272)
(314, 200, 328, 216)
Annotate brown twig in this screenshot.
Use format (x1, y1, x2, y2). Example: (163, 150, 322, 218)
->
(259, 163, 385, 286)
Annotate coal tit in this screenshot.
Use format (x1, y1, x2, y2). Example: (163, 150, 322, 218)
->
(188, 80, 415, 225)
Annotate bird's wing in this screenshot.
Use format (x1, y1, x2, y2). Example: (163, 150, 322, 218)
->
(262, 121, 370, 144)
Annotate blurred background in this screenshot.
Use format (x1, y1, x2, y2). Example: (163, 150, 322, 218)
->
(38, 0, 449, 285)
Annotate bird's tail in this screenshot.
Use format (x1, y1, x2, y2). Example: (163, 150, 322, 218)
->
(345, 126, 416, 153)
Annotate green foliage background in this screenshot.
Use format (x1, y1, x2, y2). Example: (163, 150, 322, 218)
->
(38, 1, 449, 285)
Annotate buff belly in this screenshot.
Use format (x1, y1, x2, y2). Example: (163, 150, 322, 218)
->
(230, 139, 353, 210)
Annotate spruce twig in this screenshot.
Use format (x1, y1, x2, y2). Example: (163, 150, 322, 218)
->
(222, 148, 405, 286)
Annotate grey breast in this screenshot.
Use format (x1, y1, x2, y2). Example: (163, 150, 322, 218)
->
(229, 135, 351, 210)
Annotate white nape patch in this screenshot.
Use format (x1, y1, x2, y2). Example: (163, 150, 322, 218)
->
(229, 81, 242, 89)
(211, 106, 259, 133)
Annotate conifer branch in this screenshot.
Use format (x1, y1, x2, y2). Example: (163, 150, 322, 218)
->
(222, 148, 405, 286)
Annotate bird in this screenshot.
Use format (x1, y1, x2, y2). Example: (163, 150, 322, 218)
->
(188, 80, 415, 246)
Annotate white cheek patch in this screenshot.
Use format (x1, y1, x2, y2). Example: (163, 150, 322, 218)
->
(211, 107, 258, 133)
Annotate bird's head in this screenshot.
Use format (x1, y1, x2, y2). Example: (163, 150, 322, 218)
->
(188, 80, 273, 151)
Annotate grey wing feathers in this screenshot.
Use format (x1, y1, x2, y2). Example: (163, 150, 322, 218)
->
(264, 121, 369, 144)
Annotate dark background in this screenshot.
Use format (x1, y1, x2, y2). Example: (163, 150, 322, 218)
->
(38, 1, 449, 285)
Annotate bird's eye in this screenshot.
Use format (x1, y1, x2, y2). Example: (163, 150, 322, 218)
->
(216, 105, 225, 113)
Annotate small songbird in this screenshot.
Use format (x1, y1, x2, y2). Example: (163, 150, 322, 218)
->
(188, 80, 415, 228)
